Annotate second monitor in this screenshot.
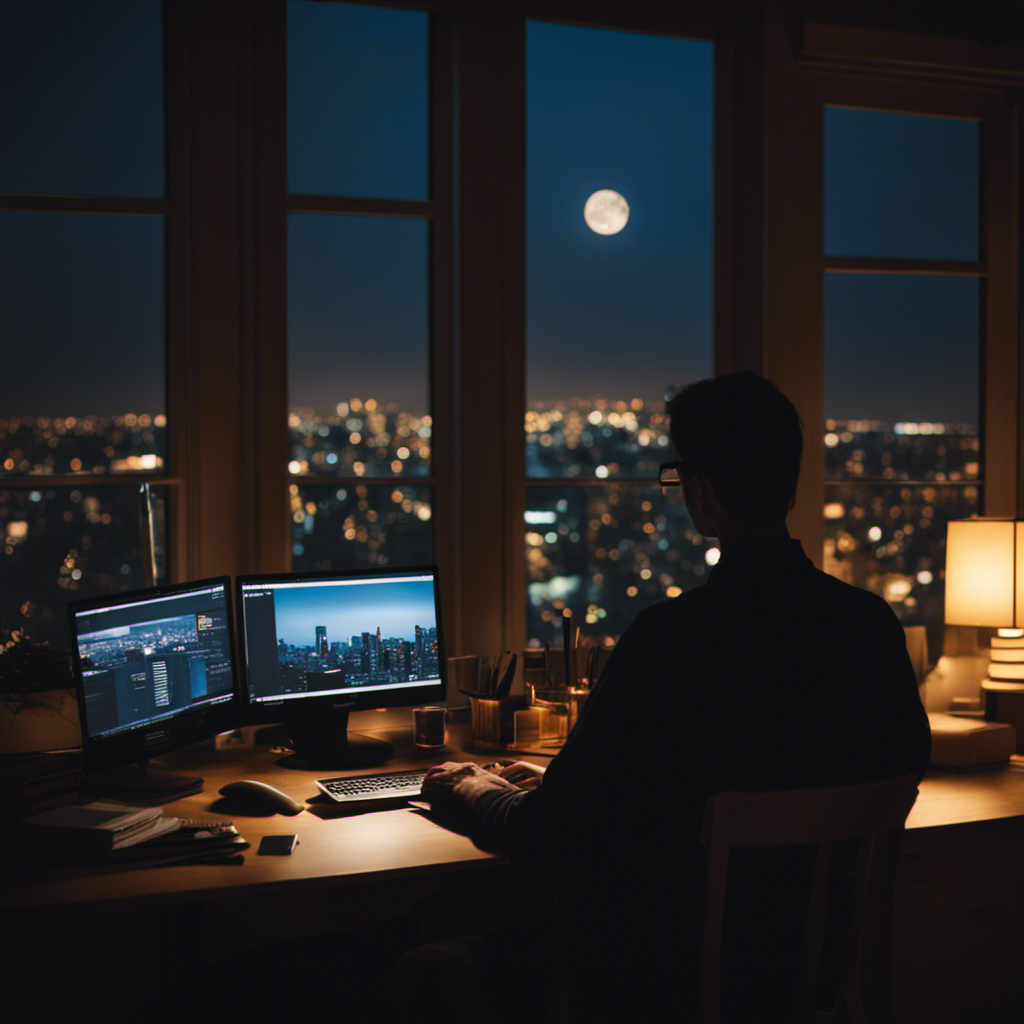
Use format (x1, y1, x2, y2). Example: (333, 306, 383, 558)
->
(236, 565, 446, 766)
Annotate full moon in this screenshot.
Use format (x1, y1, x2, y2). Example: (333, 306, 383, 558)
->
(584, 189, 629, 235)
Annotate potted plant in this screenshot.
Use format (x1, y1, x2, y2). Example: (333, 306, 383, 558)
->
(0, 601, 81, 754)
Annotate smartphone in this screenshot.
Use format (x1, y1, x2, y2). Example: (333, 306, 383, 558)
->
(258, 834, 298, 855)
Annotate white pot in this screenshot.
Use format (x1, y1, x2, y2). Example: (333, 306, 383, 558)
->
(0, 688, 81, 754)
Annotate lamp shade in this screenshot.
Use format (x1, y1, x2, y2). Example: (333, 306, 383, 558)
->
(944, 518, 1024, 627)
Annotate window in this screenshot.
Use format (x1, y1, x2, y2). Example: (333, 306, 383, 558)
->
(822, 106, 983, 655)
(524, 21, 713, 643)
(285, 1, 436, 572)
(0, 0, 167, 649)
(5, 3, 1018, 673)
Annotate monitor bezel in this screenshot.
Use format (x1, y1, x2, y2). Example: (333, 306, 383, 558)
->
(67, 576, 240, 773)
(235, 564, 447, 725)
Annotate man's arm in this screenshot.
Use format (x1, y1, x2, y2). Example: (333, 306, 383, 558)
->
(422, 613, 662, 862)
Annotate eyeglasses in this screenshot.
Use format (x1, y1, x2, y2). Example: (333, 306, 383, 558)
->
(658, 461, 687, 488)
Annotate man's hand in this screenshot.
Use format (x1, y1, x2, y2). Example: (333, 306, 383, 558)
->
(422, 760, 492, 793)
(481, 760, 546, 790)
(421, 760, 521, 814)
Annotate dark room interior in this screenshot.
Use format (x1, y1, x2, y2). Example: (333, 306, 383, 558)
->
(2, 1, 1023, 1021)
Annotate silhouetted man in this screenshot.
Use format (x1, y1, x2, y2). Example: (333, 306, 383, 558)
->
(416, 371, 931, 1021)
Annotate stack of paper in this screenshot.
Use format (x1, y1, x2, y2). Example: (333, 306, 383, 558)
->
(19, 800, 180, 851)
(110, 820, 249, 864)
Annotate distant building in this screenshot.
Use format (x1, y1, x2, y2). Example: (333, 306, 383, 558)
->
(362, 631, 377, 674)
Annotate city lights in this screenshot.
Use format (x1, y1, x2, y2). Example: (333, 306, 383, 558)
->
(527, 407, 978, 645)
(0, 401, 978, 653)
(0, 414, 166, 476)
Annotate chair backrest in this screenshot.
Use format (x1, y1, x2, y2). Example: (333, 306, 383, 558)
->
(701, 774, 919, 1024)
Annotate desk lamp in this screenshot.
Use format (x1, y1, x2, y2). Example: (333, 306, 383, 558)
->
(944, 518, 1024, 717)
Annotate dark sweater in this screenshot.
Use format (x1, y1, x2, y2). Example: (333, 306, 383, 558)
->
(456, 539, 931, 1019)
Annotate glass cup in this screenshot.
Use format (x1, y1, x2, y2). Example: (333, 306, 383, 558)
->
(413, 706, 447, 748)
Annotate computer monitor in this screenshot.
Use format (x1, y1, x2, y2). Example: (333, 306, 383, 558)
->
(236, 565, 447, 767)
(68, 577, 239, 798)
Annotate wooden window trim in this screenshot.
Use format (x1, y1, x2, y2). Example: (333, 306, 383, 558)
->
(790, 20, 1024, 90)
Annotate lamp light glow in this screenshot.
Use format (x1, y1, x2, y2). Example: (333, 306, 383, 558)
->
(945, 518, 1024, 706)
(944, 518, 1024, 628)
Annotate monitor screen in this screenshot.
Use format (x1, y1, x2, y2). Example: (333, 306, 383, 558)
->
(236, 565, 446, 723)
(68, 577, 239, 771)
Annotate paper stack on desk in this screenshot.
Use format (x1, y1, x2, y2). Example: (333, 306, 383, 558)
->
(109, 820, 249, 864)
(18, 802, 250, 866)
(19, 800, 180, 851)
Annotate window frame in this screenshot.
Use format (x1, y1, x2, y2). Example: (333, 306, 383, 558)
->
(284, 6, 454, 586)
(753, 15, 1021, 663)
(519, 18, 717, 645)
(240, 2, 459, 646)
(454, 2, 715, 657)
(817, 75, 1017, 518)
(0, 1, 185, 589)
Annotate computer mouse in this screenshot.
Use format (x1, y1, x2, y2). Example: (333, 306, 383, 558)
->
(218, 780, 304, 815)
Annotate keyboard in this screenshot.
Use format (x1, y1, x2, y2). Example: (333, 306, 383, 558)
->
(315, 769, 429, 805)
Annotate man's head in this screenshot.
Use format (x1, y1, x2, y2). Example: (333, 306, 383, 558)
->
(667, 371, 803, 525)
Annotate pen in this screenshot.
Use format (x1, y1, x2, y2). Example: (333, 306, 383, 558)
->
(574, 626, 580, 685)
(495, 651, 517, 698)
(562, 608, 573, 689)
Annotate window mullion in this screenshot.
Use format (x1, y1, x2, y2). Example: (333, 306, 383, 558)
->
(246, 0, 290, 575)
(980, 104, 1020, 519)
(456, 5, 526, 657)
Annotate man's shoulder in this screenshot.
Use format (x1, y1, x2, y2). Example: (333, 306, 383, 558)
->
(629, 586, 717, 632)
(623, 565, 903, 638)
(806, 565, 902, 624)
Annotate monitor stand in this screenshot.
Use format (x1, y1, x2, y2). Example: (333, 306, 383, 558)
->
(284, 714, 393, 769)
(83, 760, 204, 801)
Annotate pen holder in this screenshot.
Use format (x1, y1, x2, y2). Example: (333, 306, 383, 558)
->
(525, 684, 590, 747)
(465, 693, 528, 751)
(448, 655, 496, 695)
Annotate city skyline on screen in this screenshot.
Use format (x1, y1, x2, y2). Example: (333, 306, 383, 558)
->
(259, 577, 437, 649)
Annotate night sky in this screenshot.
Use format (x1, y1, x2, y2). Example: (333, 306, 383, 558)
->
(823, 108, 979, 424)
(0, 0, 165, 419)
(526, 21, 713, 408)
(0, 1, 981, 428)
(268, 575, 438, 648)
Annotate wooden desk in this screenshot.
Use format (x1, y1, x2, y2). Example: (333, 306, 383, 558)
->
(894, 766, 1024, 1023)
(1, 723, 556, 1021)
(3, 723, 515, 911)
(906, 764, 1024, 830)
(4, 735, 1024, 1022)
